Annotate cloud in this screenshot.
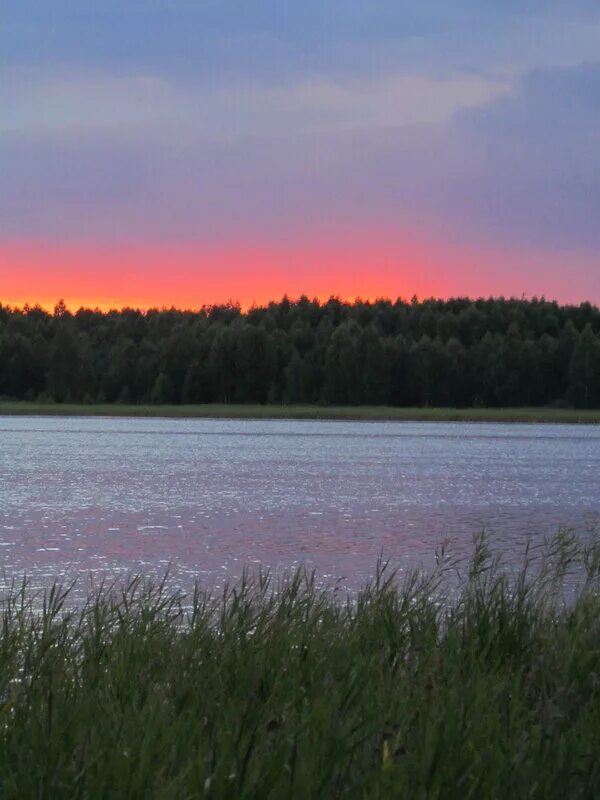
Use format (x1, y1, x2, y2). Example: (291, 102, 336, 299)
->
(2, 1, 600, 81)
(435, 62, 600, 250)
(0, 63, 511, 244)
(1, 61, 599, 261)
(1, 68, 509, 137)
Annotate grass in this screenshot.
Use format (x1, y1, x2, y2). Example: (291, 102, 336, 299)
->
(1, 401, 599, 423)
(2, 533, 600, 797)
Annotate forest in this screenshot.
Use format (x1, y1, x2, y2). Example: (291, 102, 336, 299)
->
(1, 296, 599, 408)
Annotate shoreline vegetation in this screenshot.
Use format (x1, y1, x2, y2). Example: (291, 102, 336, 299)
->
(1, 400, 600, 423)
(2, 534, 600, 795)
(2, 297, 600, 410)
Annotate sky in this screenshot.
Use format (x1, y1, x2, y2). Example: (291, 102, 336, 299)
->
(1, 1, 599, 309)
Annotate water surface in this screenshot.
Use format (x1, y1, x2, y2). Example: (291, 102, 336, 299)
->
(0, 416, 598, 592)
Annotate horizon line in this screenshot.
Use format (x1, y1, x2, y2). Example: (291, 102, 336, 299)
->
(2, 292, 598, 316)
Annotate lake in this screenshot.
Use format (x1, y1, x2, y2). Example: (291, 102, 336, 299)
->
(0, 416, 598, 593)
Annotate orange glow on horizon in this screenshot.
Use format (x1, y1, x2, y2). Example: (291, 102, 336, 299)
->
(0, 238, 427, 312)
(0, 235, 595, 312)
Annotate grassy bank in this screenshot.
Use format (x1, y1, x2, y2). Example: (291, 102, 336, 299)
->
(2, 535, 600, 797)
(1, 401, 599, 423)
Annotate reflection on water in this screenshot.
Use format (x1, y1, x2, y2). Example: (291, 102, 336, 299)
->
(0, 416, 598, 594)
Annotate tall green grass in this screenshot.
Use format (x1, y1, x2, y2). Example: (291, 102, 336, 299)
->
(2, 533, 600, 798)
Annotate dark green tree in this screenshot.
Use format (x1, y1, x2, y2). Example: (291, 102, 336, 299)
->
(150, 372, 174, 404)
(568, 324, 600, 408)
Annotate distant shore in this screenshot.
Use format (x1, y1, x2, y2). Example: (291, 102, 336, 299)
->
(0, 401, 599, 423)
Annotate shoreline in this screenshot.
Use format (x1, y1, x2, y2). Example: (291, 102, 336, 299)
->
(0, 401, 599, 423)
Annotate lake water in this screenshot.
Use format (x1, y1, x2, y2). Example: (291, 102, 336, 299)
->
(0, 416, 598, 593)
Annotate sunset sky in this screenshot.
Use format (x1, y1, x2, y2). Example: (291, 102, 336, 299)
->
(2, 2, 599, 310)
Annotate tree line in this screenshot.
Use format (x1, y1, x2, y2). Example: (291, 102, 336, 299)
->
(1, 296, 600, 408)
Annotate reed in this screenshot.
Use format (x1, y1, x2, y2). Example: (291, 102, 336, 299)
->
(1, 533, 600, 797)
